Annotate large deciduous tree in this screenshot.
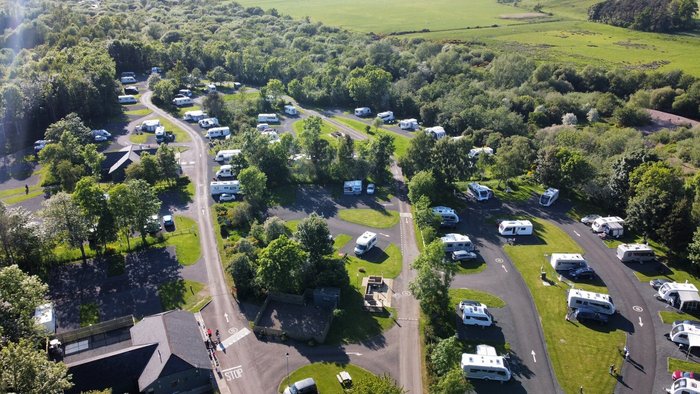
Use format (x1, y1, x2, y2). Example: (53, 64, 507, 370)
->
(238, 166, 268, 209)
(44, 113, 92, 144)
(41, 192, 91, 263)
(363, 133, 394, 185)
(0, 265, 48, 341)
(256, 236, 308, 294)
(0, 204, 43, 275)
(0, 339, 73, 393)
(294, 213, 333, 261)
(408, 170, 437, 204)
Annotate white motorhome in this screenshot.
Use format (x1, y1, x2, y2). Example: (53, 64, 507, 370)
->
(206, 127, 231, 139)
(616, 244, 656, 263)
(344, 180, 363, 195)
(198, 118, 220, 128)
(183, 110, 208, 122)
(658, 282, 700, 310)
(441, 233, 475, 252)
(399, 118, 419, 130)
(462, 305, 494, 327)
(432, 206, 460, 228)
(666, 377, 700, 394)
(539, 188, 559, 207)
(120, 76, 136, 84)
(468, 147, 494, 159)
(425, 126, 446, 140)
(210, 180, 240, 195)
(154, 126, 166, 142)
(207, 84, 217, 93)
(550, 253, 588, 271)
(257, 113, 280, 124)
(377, 111, 395, 123)
(468, 182, 493, 201)
(172, 97, 194, 107)
(118, 95, 138, 104)
(34, 303, 56, 334)
(567, 289, 615, 315)
(140, 119, 161, 132)
(216, 165, 235, 179)
(498, 220, 533, 236)
(284, 105, 298, 116)
(460, 345, 511, 382)
(591, 216, 624, 233)
(354, 231, 378, 256)
(214, 149, 242, 163)
(354, 107, 371, 117)
(668, 323, 700, 347)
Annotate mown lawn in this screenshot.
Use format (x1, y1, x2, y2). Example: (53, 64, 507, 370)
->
(278, 362, 375, 393)
(285, 219, 301, 233)
(333, 117, 411, 158)
(158, 279, 209, 312)
(658, 311, 699, 325)
(291, 119, 339, 146)
(503, 218, 624, 394)
(668, 357, 700, 373)
(453, 258, 487, 275)
(164, 216, 202, 265)
(130, 117, 191, 144)
(346, 243, 403, 280)
(338, 208, 399, 229)
(124, 108, 152, 117)
(449, 288, 506, 308)
(477, 177, 544, 203)
(79, 303, 100, 327)
(0, 166, 47, 205)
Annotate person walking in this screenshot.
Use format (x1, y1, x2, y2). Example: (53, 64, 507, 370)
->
(609, 364, 615, 375)
(24, 184, 29, 195)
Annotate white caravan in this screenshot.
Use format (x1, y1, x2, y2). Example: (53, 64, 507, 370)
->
(256, 123, 272, 131)
(261, 130, 280, 142)
(183, 110, 207, 122)
(432, 206, 460, 228)
(118, 95, 137, 104)
(198, 118, 220, 128)
(616, 244, 656, 263)
(354, 107, 371, 117)
(257, 113, 280, 123)
(658, 282, 700, 310)
(140, 119, 161, 132)
(666, 377, 700, 394)
(468, 147, 494, 159)
(377, 111, 395, 123)
(207, 84, 217, 93)
(172, 97, 193, 107)
(468, 182, 493, 201)
(498, 220, 533, 236)
(206, 127, 231, 139)
(539, 188, 559, 207)
(214, 149, 241, 163)
(399, 118, 419, 130)
(354, 231, 377, 256)
(591, 216, 624, 233)
(216, 165, 235, 178)
(567, 289, 615, 315)
(284, 105, 298, 116)
(425, 126, 446, 140)
(343, 180, 363, 195)
(462, 305, 494, 327)
(210, 181, 240, 195)
(441, 233, 475, 252)
(550, 253, 588, 271)
(460, 345, 512, 382)
(120, 76, 136, 84)
(34, 303, 56, 334)
(154, 126, 166, 141)
(668, 323, 700, 347)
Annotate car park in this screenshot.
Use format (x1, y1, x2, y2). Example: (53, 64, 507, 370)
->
(219, 193, 236, 202)
(580, 214, 601, 225)
(650, 278, 672, 289)
(569, 266, 596, 281)
(163, 215, 174, 228)
(452, 250, 477, 261)
(573, 308, 609, 324)
(366, 183, 375, 195)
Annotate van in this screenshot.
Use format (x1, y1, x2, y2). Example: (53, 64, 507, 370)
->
(498, 220, 533, 236)
(257, 113, 280, 123)
(377, 111, 395, 123)
(441, 233, 475, 253)
(399, 118, 419, 130)
(172, 97, 194, 107)
(432, 206, 459, 228)
(214, 149, 241, 163)
(616, 244, 655, 263)
(216, 165, 235, 179)
(567, 289, 615, 315)
(354, 107, 371, 117)
(118, 95, 138, 104)
(206, 127, 231, 139)
(354, 231, 377, 256)
(460, 345, 511, 382)
(198, 118, 220, 128)
(284, 105, 298, 116)
(468, 182, 493, 201)
(120, 76, 136, 84)
(178, 89, 192, 97)
(550, 253, 588, 271)
(666, 377, 700, 394)
(283, 378, 317, 394)
(462, 305, 494, 327)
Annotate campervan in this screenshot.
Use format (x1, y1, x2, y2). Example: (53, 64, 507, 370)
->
(140, 120, 161, 132)
(468, 182, 493, 201)
(658, 282, 700, 310)
(207, 84, 217, 93)
(666, 377, 700, 394)
(354, 107, 371, 117)
(198, 118, 219, 128)
(468, 147, 494, 159)
(284, 105, 298, 116)
(591, 216, 624, 233)
(550, 253, 588, 271)
(377, 111, 395, 123)
(616, 244, 656, 263)
(214, 149, 241, 163)
(154, 126, 166, 143)
(178, 89, 192, 97)
(462, 305, 494, 327)
(425, 126, 446, 140)
(399, 119, 419, 130)
(216, 165, 235, 179)
(118, 95, 138, 104)
(206, 127, 231, 139)
(432, 206, 460, 228)
(183, 110, 207, 122)
(172, 97, 193, 107)
(668, 323, 700, 347)
(539, 188, 559, 207)
(567, 289, 615, 315)
(441, 233, 475, 253)
(498, 220, 533, 236)
(120, 76, 136, 84)
(460, 345, 512, 382)
(257, 113, 280, 124)
(210, 181, 240, 195)
(344, 180, 362, 195)
(354, 231, 378, 256)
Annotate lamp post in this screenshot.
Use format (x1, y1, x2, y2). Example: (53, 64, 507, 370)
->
(285, 352, 290, 388)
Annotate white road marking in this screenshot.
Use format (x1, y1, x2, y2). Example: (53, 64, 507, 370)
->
(573, 230, 581, 237)
(221, 365, 243, 381)
(531, 350, 537, 363)
(224, 313, 229, 323)
(347, 352, 363, 356)
(379, 233, 390, 237)
(218, 327, 251, 350)
(502, 265, 508, 273)
(639, 317, 644, 327)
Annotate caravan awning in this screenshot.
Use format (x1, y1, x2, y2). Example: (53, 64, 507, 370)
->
(679, 290, 700, 310)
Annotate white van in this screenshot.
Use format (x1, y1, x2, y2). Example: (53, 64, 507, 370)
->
(498, 220, 533, 236)
(432, 206, 459, 228)
(206, 127, 231, 139)
(210, 181, 240, 195)
(616, 244, 655, 263)
(354, 231, 377, 256)
(462, 305, 494, 327)
(377, 111, 395, 123)
(214, 149, 241, 163)
(216, 165, 235, 179)
(658, 282, 700, 310)
(591, 216, 624, 233)
(183, 110, 207, 122)
(399, 118, 418, 130)
(354, 107, 371, 117)
(343, 180, 362, 195)
(666, 377, 700, 394)
(257, 113, 279, 124)
(668, 323, 700, 347)
(460, 345, 511, 382)
(172, 97, 193, 107)
(539, 188, 559, 207)
(550, 253, 588, 271)
(468, 182, 493, 201)
(118, 95, 138, 104)
(567, 289, 615, 315)
(441, 233, 475, 252)
(284, 105, 298, 116)
(120, 76, 136, 84)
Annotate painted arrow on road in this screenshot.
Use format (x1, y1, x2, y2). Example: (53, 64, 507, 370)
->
(639, 317, 644, 327)
(224, 313, 229, 323)
(573, 230, 581, 237)
(531, 350, 537, 363)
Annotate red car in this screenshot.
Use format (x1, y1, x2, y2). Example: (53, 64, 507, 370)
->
(672, 370, 697, 381)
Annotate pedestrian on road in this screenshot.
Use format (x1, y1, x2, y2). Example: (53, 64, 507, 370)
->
(24, 184, 28, 195)
(207, 328, 212, 338)
(609, 364, 614, 375)
(623, 346, 629, 360)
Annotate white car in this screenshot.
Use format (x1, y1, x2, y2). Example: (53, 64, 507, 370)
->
(366, 184, 375, 195)
(580, 214, 601, 225)
(219, 193, 235, 202)
(452, 250, 477, 261)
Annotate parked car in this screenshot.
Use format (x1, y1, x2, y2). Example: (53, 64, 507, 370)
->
(672, 370, 698, 381)
(219, 193, 236, 202)
(650, 278, 672, 290)
(163, 215, 174, 228)
(569, 266, 596, 281)
(366, 183, 375, 195)
(124, 86, 139, 95)
(283, 377, 317, 394)
(459, 300, 484, 311)
(580, 214, 601, 225)
(452, 250, 478, 261)
(573, 308, 609, 324)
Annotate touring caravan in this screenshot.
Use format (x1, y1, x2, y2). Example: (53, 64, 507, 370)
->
(172, 97, 193, 107)
(567, 289, 615, 315)
(550, 253, 588, 271)
(178, 89, 192, 97)
(34, 303, 56, 334)
(206, 127, 231, 139)
(591, 216, 624, 233)
(284, 105, 298, 116)
(498, 220, 533, 236)
(377, 111, 395, 123)
(666, 377, 700, 394)
(468, 147, 494, 159)
(140, 119, 161, 132)
(207, 84, 217, 93)
(183, 110, 207, 122)
(216, 165, 235, 179)
(344, 180, 363, 195)
(468, 182, 493, 201)
(210, 181, 240, 195)
(354, 231, 377, 256)
(214, 149, 241, 163)
(118, 95, 138, 104)
(616, 244, 656, 263)
(257, 113, 280, 124)
(539, 188, 559, 207)
(460, 345, 511, 382)
(462, 305, 494, 327)
(399, 119, 419, 130)
(354, 107, 371, 117)
(432, 206, 460, 228)
(441, 233, 475, 253)
(668, 323, 700, 348)
(425, 126, 446, 140)
(658, 282, 700, 310)
(120, 76, 136, 84)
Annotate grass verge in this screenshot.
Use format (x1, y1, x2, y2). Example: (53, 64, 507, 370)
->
(333, 234, 352, 251)
(164, 216, 202, 266)
(292, 119, 339, 146)
(124, 108, 152, 117)
(346, 243, 402, 280)
(338, 208, 399, 229)
(79, 303, 100, 327)
(277, 362, 375, 393)
(158, 279, 207, 312)
(454, 259, 487, 275)
(659, 311, 697, 325)
(0, 166, 47, 205)
(449, 288, 506, 308)
(668, 358, 700, 373)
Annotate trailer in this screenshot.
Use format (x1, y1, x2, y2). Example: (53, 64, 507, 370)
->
(257, 113, 280, 123)
(377, 111, 395, 123)
(354, 107, 371, 117)
(284, 105, 298, 116)
(567, 288, 615, 315)
(441, 233, 475, 252)
(432, 206, 459, 228)
(539, 188, 559, 207)
(183, 110, 208, 122)
(214, 149, 241, 163)
(206, 127, 231, 139)
(425, 126, 446, 140)
(172, 97, 194, 107)
(210, 180, 240, 195)
(460, 345, 511, 382)
(550, 253, 588, 271)
(498, 220, 533, 236)
(140, 119, 161, 132)
(616, 243, 655, 263)
(399, 118, 418, 130)
(118, 95, 138, 104)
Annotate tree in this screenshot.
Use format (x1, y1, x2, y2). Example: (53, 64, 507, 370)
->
(0, 205, 43, 274)
(238, 166, 267, 209)
(410, 241, 455, 337)
(608, 149, 658, 212)
(346, 66, 392, 107)
(262, 78, 285, 105)
(352, 374, 406, 394)
(408, 170, 437, 204)
(139, 152, 161, 185)
(492, 136, 533, 187)
(299, 116, 332, 177)
(228, 253, 257, 299)
(625, 188, 671, 241)
(156, 143, 179, 184)
(256, 236, 308, 294)
(167, 60, 188, 88)
(44, 113, 92, 145)
(414, 195, 441, 231)
(207, 66, 229, 85)
(262, 216, 289, 244)
(41, 192, 91, 263)
(81, 144, 105, 178)
(0, 340, 73, 393)
(430, 336, 463, 376)
(109, 180, 160, 246)
(490, 54, 535, 88)
(364, 133, 394, 184)
(331, 134, 357, 181)
(613, 105, 651, 127)
(398, 132, 435, 178)
(688, 227, 700, 269)
(152, 79, 177, 104)
(73, 177, 115, 250)
(562, 112, 578, 126)
(0, 265, 48, 341)
(294, 213, 333, 261)
(432, 367, 473, 394)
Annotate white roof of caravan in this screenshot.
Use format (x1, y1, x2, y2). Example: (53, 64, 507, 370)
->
(425, 126, 446, 134)
(568, 288, 612, 303)
(400, 118, 417, 123)
(155, 126, 165, 135)
(344, 180, 362, 187)
(461, 348, 505, 367)
(432, 206, 456, 215)
(185, 110, 205, 116)
(469, 182, 492, 192)
(284, 105, 296, 109)
(441, 233, 471, 243)
(219, 165, 233, 170)
(617, 243, 653, 252)
(355, 107, 370, 111)
(357, 231, 377, 245)
(216, 149, 241, 155)
(378, 111, 393, 116)
(663, 282, 699, 292)
(209, 126, 230, 132)
(34, 303, 54, 325)
(500, 220, 532, 227)
(210, 180, 240, 186)
(258, 113, 277, 117)
(593, 216, 624, 224)
(468, 147, 494, 157)
(143, 119, 160, 126)
(551, 253, 585, 260)
(476, 345, 498, 356)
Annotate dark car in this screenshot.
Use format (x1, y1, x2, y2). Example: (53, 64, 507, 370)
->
(650, 278, 672, 290)
(573, 308, 608, 324)
(124, 86, 139, 95)
(569, 266, 596, 281)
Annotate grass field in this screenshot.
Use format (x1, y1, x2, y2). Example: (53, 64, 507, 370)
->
(333, 117, 411, 158)
(449, 288, 506, 308)
(0, 166, 47, 205)
(158, 279, 209, 312)
(338, 208, 399, 228)
(668, 357, 700, 373)
(278, 362, 375, 393)
(291, 119, 339, 146)
(503, 218, 625, 394)
(124, 108, 152, 117)
(164, 216, 202, 265)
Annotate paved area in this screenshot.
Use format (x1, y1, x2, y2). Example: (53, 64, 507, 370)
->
(256, 300, 332, 339)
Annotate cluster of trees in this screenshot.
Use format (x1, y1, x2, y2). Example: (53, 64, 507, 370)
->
(124, 144, 179, 186)
(588, 0, 698, 32)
